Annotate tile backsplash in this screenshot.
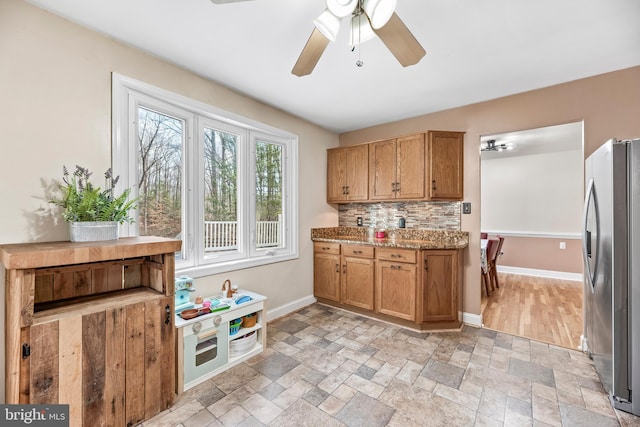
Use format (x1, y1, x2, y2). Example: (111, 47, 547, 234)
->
(338, 201, 461, 230)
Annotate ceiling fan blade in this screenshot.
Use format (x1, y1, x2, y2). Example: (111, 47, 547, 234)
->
(292, 28, 330, 77)
(374, 12, 426, 67)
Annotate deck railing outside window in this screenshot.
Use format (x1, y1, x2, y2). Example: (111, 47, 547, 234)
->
(204, 220, 280, 251)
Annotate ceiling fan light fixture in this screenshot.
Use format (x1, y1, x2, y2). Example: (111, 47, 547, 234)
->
(363, 0, 397, 29)
(349, 13, 375, 47)
(481, 140, 513, 152)
(313, 9, 341, 42)
(326, 0, 358, 18)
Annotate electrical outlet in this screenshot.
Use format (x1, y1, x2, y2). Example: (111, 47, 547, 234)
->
(559, 242, 566, 250)
(462, 202, 471, 214)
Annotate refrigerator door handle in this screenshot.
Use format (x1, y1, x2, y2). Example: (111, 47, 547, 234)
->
(582, 178, 600, 293)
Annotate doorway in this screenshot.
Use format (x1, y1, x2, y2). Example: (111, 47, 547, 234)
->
(479, 121, 584, 349)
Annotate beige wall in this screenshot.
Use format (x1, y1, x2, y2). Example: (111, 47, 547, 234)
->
(0, 0, 339, 403)
(496, 236, 583, 275)
(340, 65, 640, 321)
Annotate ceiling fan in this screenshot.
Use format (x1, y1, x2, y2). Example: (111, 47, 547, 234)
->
(292, 0, 426, 76)
(481, 140, 513, 152)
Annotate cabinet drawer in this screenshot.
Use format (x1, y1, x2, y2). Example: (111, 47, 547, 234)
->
(341, 244, 374, 258)
(314, 242, 340, 255)
(376, 248, 417, 263)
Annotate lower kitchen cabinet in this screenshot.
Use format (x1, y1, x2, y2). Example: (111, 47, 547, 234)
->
(419, 249, 464, 324)
(341, 245, 375, 310)
(375, 248, 417, 321)
(312, 241, 464, 330)
(313, 242, 341, 302)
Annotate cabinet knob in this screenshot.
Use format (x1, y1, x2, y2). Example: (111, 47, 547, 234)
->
(335, 263, 340, 273)
(432, 179, 436, 191)
(345, 186, 350, 195)
(395, 182, 400, 192)
(391, 182, 396, 192)
(424, 259, 428, 270)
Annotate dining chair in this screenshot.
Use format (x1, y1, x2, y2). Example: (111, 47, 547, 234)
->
(489, 236, 504, 290)
(482, 238, 498, 296)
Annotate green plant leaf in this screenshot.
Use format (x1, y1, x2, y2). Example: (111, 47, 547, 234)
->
(49, 165, 137, 224)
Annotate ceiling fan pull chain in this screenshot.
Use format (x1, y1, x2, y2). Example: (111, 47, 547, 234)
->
(356, 13, 364, 67)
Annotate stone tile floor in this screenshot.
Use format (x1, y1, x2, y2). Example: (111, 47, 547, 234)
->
(142, 304, 640, 426)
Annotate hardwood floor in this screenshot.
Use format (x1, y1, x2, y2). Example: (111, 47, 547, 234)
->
(481, 272, 583, 349)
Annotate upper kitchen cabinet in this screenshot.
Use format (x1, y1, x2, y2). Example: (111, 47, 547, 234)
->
(327, 144, 369, 203)
(427, 131, 464, 200)
(369, 133, 425, 200)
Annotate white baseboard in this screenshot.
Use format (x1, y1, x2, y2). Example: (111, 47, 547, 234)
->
(271, 297, 486, 331)
(579, 334, 588, 352)
(463, 312, 482, 327)
(266, 295, 317, 322)
(497, 265, 583, 282)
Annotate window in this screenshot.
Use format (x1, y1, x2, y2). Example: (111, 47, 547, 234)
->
(112, 74, 298, 276)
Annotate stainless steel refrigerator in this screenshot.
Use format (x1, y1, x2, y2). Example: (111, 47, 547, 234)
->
(583, 138, 640, 416)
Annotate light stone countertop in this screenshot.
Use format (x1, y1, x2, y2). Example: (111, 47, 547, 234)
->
(311, 227, 469, 250)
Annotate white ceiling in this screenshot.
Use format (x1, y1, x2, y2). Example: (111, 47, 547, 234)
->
(481, 122, 583, 159)
(25, 0, 640, 133)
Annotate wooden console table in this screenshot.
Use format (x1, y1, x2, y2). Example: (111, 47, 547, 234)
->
(1, 236, 181, 426)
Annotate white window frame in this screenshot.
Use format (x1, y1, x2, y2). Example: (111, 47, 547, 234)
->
(198, 117, 247, 265)
(112, 73, 298, 277)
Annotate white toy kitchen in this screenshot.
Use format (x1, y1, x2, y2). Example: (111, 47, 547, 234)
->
(174, 277, 267, 393)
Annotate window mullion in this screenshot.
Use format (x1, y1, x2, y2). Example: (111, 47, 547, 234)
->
(238, 129, 251, 256)
(248, 131, 258, 256)
(186, 114, 198, 264)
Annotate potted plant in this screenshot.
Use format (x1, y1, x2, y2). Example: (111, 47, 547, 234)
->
(50, 165, 137, 242)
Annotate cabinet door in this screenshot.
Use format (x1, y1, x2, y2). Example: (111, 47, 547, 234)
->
(342, 256, 374, 310)
(327, 147, 347, 202)
(345, 144, 369, 201)
(314, 252, 341, 302)
(427, 131, 464, 200)
(396, 133, 425, 199)
(369, 139, 397, 200)
(422, 250, 458, 322)
(375, 261, 416, 320)
(25, 295, 174, 426)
